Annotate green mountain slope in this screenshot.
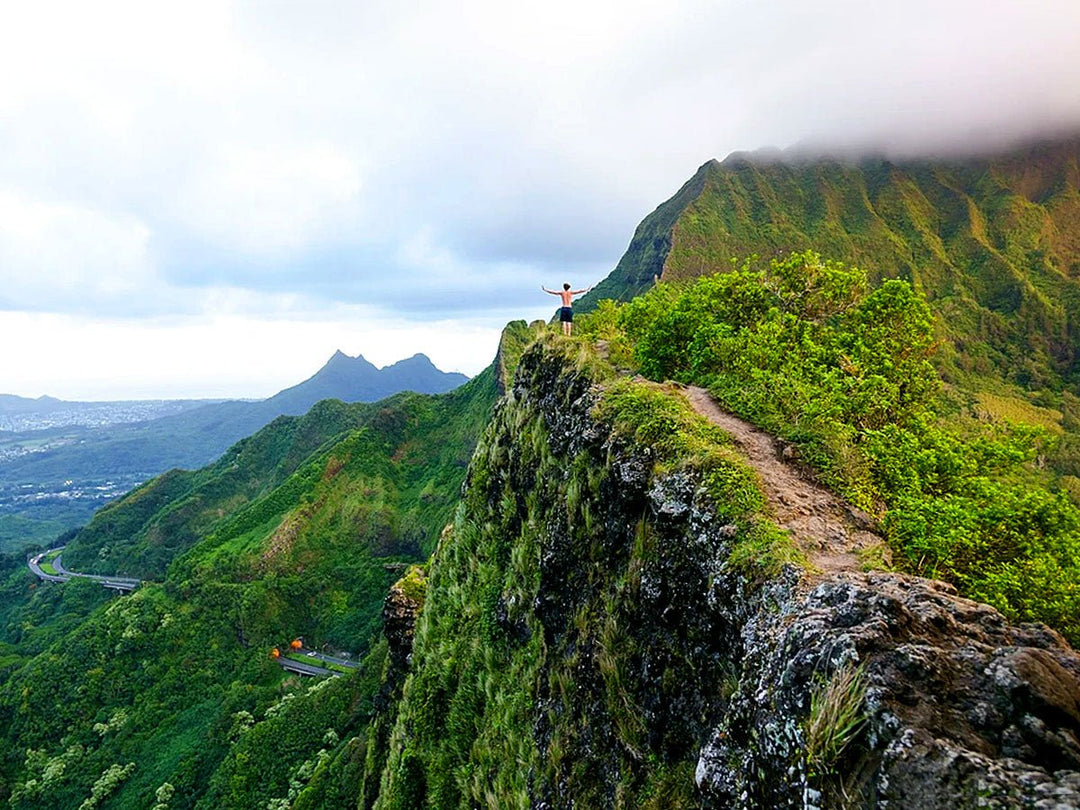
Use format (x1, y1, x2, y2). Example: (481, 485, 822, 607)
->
(0, 351, 470, 551)
(585, 135, 1080, 391)
(54, 357, 486, 581)
(0, 323, 536, 809)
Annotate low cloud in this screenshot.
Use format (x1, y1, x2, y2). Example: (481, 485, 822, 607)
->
(1, 0, 1078, 394)
(0, 190, 154, 311)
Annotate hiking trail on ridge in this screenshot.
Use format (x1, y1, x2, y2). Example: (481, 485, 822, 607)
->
(682, 385, 885, 574)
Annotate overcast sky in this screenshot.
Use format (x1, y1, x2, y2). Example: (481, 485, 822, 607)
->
(2, 0, 1079, 399)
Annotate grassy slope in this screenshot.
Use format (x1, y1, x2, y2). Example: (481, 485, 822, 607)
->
(0, 342, 508, 808)
(580, 136, 1080, 396)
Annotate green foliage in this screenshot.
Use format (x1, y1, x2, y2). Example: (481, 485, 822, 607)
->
(575, 300, 636, 368)
(0, 516, 69, 554)
(804, 661, 868, 779)
(378, 343, 778, 808)
(629, 252, 937, 439)
(396, 565, 428, 608)
(631, 761, 699, 809)
(78, 761, 135, 809)
(589, 251, 1080, 643)
(728, 522, 807, 582)
(200, 674, 368, 808)
(596, 378, 734, 465)
(0, 346, 503, 808)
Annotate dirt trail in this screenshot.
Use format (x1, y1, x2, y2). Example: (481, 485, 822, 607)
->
(682, 386, 885, 573)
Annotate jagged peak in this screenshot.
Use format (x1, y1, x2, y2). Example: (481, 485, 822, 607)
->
(316, 350, 378, 376)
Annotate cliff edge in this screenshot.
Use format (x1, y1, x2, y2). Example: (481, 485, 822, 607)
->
(371, 335, 1080, 809)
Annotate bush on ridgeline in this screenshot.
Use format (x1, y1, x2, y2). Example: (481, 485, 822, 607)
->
(617, 251, 938, 435)
(577, 250, 1080, 643)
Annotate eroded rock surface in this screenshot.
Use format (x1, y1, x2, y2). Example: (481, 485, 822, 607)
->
(378, 341, 1080, 809)
(696, 572, 1080, 808)
(679, 387, 1080, 808)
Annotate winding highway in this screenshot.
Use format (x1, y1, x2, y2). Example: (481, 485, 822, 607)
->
(29, 547, 359, 679)
(28, 547, 141, 593)
(278, 657, 340, 677)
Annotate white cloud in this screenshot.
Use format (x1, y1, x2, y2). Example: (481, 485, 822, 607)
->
(0, 306, 542, 400)
(1, 0, 1079, 396)
(0, 190, 154, 307)
(0, 1, 257, 108)
(177, 142, 364, 254)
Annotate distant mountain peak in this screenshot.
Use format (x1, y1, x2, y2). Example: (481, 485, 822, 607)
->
(385, 353, 436, 369)
(267, 350, 468, 413)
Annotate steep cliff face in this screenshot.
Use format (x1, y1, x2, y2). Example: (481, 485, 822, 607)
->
(373, 336, 1080, 808)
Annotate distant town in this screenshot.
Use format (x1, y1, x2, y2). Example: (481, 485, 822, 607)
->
(0, 399, 220, 433)
(0, 476, 138, 512)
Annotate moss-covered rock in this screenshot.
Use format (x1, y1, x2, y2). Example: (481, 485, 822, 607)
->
(372, 335, 1080, 809)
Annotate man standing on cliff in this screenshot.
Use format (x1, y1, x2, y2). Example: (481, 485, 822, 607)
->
(542, 282, 591, 336)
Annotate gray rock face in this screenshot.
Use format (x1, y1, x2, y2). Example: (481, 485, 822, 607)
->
(383, 577, 424, 673)
(387, 340, 1080, 808)
(697, 572, 1080, 808)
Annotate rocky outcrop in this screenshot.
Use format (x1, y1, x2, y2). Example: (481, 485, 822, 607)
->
(382, 565, 426, 674)
(376, 338, 1080, 809)
(697, 572, 1080, 808)
(680, 385, 1080, 805)
(359, 565, 429, 809)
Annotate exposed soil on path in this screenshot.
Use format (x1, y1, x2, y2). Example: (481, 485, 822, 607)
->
(682, 386, 886, 574)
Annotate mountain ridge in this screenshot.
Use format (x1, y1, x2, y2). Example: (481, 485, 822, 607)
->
(5, 136, 1080, 808)
(1, 351, 466, 414)
(582, 132, 1080, 393)
(0, 349, 472, 548)
(370, 334, 1080, 808)
(266, 350, 468, 415)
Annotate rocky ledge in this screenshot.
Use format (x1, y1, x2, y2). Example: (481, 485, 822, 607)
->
(698, 570, 1080, 808)
(377, 338, 1080, 809)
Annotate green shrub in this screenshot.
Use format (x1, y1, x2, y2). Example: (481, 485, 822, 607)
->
(804, 661, 867, 779)
(587, 250, 1080, 644)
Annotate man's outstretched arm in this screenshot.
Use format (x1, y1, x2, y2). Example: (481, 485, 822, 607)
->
(541, 286, 561, 295)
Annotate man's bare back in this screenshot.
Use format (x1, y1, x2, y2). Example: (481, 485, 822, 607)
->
(542, 282, 591, 335)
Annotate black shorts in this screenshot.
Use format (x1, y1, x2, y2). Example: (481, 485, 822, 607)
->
(560, 306, 573, 323)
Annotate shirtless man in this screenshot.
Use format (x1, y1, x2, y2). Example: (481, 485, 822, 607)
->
(542, 282, 591, 335)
